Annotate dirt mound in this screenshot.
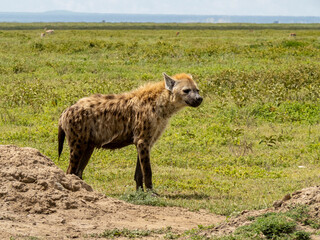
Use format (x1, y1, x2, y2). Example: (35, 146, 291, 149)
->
(203, 186, 320, 238)
(280, 186, 320, 218)
(0, 145, 97, 215)
(0, 145, 225, 239)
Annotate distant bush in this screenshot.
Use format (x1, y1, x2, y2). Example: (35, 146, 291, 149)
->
(282, 40, 307, 48)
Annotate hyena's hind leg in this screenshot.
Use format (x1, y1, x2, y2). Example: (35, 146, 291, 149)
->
(66, 142, 94, 179)
(134, 155, 143, 191)
(76, 143, 94, 179)
(66, 147, 79, 175)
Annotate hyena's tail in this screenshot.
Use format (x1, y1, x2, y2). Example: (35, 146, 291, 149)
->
(58, 125, 65, 158)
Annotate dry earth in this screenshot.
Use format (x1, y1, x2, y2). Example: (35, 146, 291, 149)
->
(1, 145, 319, 239)
(0, 145, 225, 239)
(201, 183, 320, 239)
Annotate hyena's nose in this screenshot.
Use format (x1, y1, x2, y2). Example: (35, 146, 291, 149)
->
(196, 96, 203, 104)
(191, 95, 203, 107)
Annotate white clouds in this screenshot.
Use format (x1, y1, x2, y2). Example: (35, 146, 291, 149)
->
(1, 0, 319, 16)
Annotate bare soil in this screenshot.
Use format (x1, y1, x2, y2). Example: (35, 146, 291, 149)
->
(0, 145, 225, 239)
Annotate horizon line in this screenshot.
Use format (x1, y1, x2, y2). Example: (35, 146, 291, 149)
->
(0, 10, 319, 18)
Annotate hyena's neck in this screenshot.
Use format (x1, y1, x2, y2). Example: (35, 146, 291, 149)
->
(154, 87, 185, 119)
(130, 81, 184, 119)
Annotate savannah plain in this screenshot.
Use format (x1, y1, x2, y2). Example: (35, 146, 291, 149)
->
(1, 23, 320, 239)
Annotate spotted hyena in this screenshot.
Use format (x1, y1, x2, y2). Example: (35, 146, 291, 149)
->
(58, 73, 203, 191)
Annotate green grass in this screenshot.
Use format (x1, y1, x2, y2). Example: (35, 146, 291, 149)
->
(235, 215, 298, 239)
(9, 237, 40, 240)
(120, 189, 168, 206)
(216, 206, 319, 239)
(96, 228, 152, 238)
(1, 23, 320, 216)
(90, 226, 181, 239)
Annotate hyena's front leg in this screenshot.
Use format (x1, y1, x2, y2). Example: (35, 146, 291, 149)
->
(136, 141, 153, 190)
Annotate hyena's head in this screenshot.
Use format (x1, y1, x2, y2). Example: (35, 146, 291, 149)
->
(163, 72, 203, 108)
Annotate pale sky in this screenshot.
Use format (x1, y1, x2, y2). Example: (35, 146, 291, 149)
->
(1, 0, 319, 16)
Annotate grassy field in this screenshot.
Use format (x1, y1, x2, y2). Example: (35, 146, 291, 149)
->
(1, 23, 320, 216)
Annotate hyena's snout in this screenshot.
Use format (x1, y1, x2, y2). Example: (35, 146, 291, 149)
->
(188, 92, 203, 107)
(194, 94, 203, 106)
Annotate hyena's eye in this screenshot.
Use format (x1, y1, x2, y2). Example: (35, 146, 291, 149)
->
(183, 89, 191, 94)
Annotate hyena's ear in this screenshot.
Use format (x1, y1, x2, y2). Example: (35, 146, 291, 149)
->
(163, 72, 176, 92)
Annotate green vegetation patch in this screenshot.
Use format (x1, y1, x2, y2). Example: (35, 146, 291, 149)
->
(91, 227, 181, 239)
(217, 205, 319, 240)
(97, 228, 152, 238)
(235, 214, 298, 239)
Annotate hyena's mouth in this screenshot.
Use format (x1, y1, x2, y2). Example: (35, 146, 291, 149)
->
(185, 98, 203, 107)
